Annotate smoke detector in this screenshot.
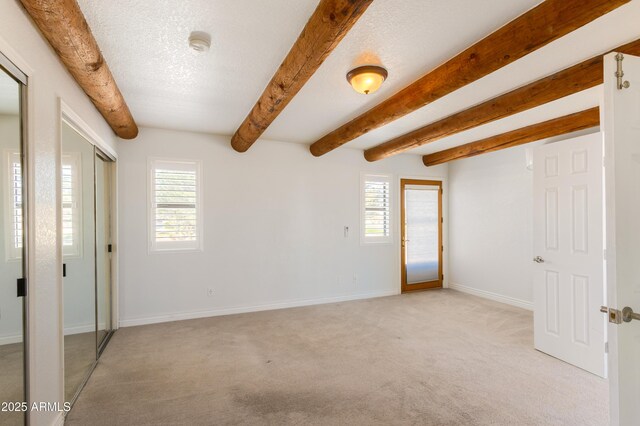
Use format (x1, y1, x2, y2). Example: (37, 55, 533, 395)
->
(189, 31, 211, 53)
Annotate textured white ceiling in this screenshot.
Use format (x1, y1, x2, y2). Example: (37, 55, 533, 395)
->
(77, 0, 640, 157)
(0, 70, 19, 114)
(76, 0, 320, 136)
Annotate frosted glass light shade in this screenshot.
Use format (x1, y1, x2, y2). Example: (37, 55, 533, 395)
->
(347, 66, 387, 95)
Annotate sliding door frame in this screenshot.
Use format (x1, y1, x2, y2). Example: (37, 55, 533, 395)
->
(0, 49, 30, 426)
(59, 101, 118, 409)
(60, 100, 118, 336)
(400, 179, 443, 293)
(94, 148, 115, 356)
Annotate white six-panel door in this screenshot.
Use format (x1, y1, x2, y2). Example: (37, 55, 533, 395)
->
(533, 132, 606, 377)
(602, 52, 640, 426)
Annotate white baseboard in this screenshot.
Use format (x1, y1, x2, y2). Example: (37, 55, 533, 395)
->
(63, 322, 107, 336)
(0, 323, 109, 346)
(449, 283, 533, 311)
(63, 324, 94, 336)
(119, 290, 398, 328)
(0, 334, 22, 345)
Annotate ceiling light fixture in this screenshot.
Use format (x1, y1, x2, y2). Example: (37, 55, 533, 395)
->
(346, 65, 388, 95)
(189, 31, 211, 53)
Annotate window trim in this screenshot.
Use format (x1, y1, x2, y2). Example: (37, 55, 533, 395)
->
(148, 157, 203, 253)
(360, 172, 393, 245)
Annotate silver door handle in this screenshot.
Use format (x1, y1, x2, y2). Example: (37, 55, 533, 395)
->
(622, 307, 640, 323)
(533, 256, 545, 263)
(600, 306, 640, 324)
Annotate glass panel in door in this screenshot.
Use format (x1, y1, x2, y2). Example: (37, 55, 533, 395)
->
(95, 154, 112, 348)
(0, 60, 25, 426)
(401, 180, 442, 292)
(61, 121, 96, 403)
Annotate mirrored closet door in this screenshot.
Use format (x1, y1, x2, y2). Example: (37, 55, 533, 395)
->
(95, 152, 113, 350)
(61, 121, 114, 405)
(0, 54, 27, 426)
(61, 121, 96, 403)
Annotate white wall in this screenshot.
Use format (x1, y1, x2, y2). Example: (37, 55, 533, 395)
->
(0, 2, 117, 424)
(448, 144, 535, 309)
(117, 128, 448, 326)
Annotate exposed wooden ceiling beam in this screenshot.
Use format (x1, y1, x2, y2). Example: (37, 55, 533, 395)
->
(422, 108, 599, 167)
(231, 0, 372, 153)
(20, 0, 138, 139)
(309, 0, 629, 157)
(364, 38, 640, 162)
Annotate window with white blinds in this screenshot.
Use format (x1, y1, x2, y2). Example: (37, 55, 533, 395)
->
(361, 174, 392, 244)
(5, 151, 23, 260)
(149, 159, 202, 252)
(62, 152, 82, 257)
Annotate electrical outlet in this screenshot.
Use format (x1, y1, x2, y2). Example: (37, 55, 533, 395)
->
(207, 288, 214, 297)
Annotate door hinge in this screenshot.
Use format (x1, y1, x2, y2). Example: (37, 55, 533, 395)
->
(17, 278, 26, 297)
(615, 53, 631, 90)
(441, 245, 444, 252)
(108, 244, 113, 253)
(63, 263, 67, 278)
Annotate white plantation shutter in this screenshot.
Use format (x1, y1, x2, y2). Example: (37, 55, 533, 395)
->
(62, 153, 82, 257)
(5, 152, 22, 260)
(149, 159, 202, 251)
(10, 154, 22, 250)
(361, 174, 392, 243)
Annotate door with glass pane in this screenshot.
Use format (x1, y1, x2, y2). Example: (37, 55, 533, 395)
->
(401, 179, 442, 292)
(0, 54, 27, 426)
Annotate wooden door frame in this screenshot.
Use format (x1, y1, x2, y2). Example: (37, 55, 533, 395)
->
(400, 179, 443, 293)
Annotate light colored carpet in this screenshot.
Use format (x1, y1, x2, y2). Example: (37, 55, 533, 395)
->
(0, 332, 96, 426)
(64, 332, 98, 402)
(0, 341, 24, 426)
(65, 290, 608, 425)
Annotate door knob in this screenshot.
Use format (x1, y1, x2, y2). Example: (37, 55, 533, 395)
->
(622, 307, 640, 323)
(533, 256, 545, 263)
(600, 306, 640, 324)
